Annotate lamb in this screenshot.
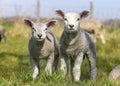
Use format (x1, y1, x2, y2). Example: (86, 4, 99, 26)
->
(24, 19, 59, 79)
(80, 19, 106, 44)
(0, 25, 7, 43)
(55, 10, 97, 81)
(109, 65, 120, 80)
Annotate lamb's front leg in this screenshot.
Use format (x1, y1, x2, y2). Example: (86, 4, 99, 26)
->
(45, 53, 54, 74)
(30, 56, 40, 79)
(99, 33, 106, 44)
(72, 52, 83, 82)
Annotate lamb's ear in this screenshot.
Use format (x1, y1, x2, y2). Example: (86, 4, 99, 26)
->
(55, 10, 64, 18)
(24, 19, 33, 28)
(46, 20, 57, 28)
(80, 10, 89, 19)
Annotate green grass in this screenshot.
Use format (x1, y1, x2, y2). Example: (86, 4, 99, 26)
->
(0, 21, 120, 86)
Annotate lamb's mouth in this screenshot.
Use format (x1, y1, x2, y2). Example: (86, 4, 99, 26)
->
(68, 28, 75, 31)
(67, 28, 76, 32)
(36, 38, 44, 41)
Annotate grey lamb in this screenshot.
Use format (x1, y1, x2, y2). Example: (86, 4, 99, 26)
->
(24, 19, 59, 79)
(56, 9, 97, 81)
(0, 25, 7, 43)
(109, 65, 120, 80)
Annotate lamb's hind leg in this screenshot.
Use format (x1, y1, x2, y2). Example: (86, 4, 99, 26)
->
(53, 52, 59, 72)
(0, 35, 2, 42)
(2, 33, 7, 43)
(87, 52, 97, 80)
(60, 54, 67, 75)
(70, 57, 74, 80)
(30, 57, 40, 79)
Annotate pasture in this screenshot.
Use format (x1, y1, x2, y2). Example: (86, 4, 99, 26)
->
(0, 19, 120, 86)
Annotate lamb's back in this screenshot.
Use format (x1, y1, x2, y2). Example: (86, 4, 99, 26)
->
(109, 65, 120, 80)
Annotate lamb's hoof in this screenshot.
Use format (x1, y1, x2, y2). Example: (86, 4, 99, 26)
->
(32, 73, 38, 79)
(74, 77, 80, 82)
(60, 66, 67, 75)
(45, 66, 52, 75)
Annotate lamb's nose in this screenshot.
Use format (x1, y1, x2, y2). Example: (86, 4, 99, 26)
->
(69, 25, 74, 28)
(37, 34, 42, 38)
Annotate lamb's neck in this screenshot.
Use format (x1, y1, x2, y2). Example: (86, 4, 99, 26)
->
(33, 38, 45, 48)
(64, 30, 81, 45)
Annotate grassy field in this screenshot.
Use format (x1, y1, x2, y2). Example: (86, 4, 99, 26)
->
(0, 19, 120, 86)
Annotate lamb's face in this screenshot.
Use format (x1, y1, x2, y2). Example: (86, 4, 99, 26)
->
(24, 19, 56, 42)
(64, 13, 80, 33)
(32, 23, 47, 41)
(55, 10, 89, 33)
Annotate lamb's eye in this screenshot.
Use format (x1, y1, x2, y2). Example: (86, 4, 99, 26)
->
(45, 28, 47, 30)
(77, 18, 80, 21)
(64, 18, 67, 21)
(44, 28, 47, 32)
(32, 28, 36, 32)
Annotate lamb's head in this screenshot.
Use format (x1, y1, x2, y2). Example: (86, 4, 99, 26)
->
(56, 9, 89, 33)
(24, 19, 56, 41)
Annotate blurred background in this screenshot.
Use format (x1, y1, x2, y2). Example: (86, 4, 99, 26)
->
(0, 0, 120, 19)
(0, 0, 120, 24)
(0, 0, 120, 38)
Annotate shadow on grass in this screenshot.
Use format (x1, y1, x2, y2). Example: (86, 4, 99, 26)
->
(0, 51, 28, 59)
(0, 51, 29, 68)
